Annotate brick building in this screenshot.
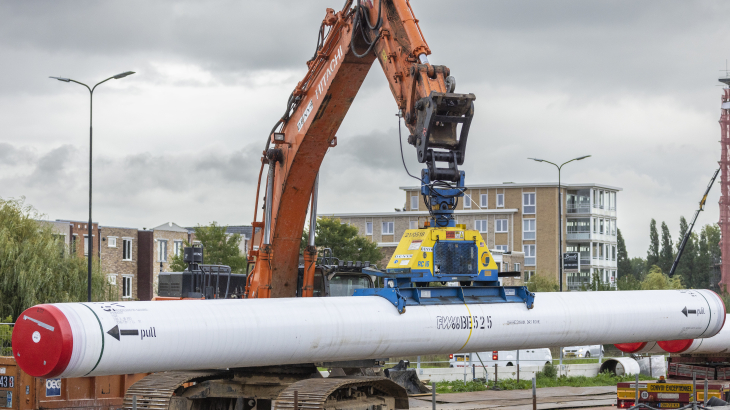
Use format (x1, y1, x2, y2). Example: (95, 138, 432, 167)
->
(100, 226, 139, 299)
(325, 182, 621, 290)
(59, 220, 101, 258)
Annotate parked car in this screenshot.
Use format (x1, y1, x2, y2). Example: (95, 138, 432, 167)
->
(562, 345, 604, 358)
(449, 349, 553, 368)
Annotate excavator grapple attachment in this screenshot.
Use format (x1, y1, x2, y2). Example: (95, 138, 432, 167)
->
(413, 92, 475, 182)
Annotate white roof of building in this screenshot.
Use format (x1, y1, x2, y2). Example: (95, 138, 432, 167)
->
(152, 222, 189, 232)
(399, 182, 622, 191)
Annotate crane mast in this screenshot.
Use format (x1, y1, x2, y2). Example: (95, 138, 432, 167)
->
(246, 0, 476, 299)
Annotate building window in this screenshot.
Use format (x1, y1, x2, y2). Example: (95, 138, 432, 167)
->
(495, 245, 509, 252)
(612, 245, 617, 261)
(503, 262, 509, 272)
(409, 220, 418, 230)
(122, 275, 133, 298)
(382, 222, 394, 235)
(174, 240, 183, 257)
(496, 194, 504, 208)
(411, 195, 418, 210)
(592, 243, 598, 260)
(464, 193, 471, 208)
(108, 275, 117, 285)
(611, 192, 617, 210)
(599, 191, 605, 209)
(122, 239, 132, 261)
(567, 218, 590, 233)
(524, 245, 536, 266)
(495, 219, 508, 233)
(599, 243, 605, 260)
(158, 239, 168, 262)
(599, 219, 604, 234)
(525, 270, 535, 281)
(514, 263, 521, 272)
(480, 194, 488, 208)
(108, 237, 117, 247)
(523, 193, 536, 214)
(475, 220, 488, 233)
(611, 219, 616, 236)
(366, 222, 373, 235)
(84, 235, 90, 256)
(593, 189, 599, 208)
(523, 219, 536, 240)
(71, 235, 77, 255)
(593, 217, 598, 233)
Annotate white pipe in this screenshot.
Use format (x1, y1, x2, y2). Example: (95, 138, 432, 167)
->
(659, 313, 730, 353)
(614, 341, 664, 354)
(11, 289, 724, 378)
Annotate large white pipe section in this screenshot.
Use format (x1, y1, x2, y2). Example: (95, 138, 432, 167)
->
(12, 289, 724, 378)
(615, 314, 730, 354)
(614, 341, 665, 354)
(657, 313, 730, 354)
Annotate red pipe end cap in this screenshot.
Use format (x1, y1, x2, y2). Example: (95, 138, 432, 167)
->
(11, 305, 73, 378)
(614, 342, 647, 353)
(657, 339, 694, 353)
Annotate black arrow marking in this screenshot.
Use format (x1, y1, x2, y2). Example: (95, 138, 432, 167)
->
(681, 307, 698, 317)
(107, 325, 139, 341)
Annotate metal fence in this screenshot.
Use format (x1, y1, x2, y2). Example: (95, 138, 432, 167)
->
(0, 323, 13, 356)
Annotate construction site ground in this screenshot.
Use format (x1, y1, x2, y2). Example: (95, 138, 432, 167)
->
(409, 385, 616, 410)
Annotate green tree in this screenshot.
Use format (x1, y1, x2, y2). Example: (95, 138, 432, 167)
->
(526, 274, 559, 292)
(582, 272, 615, 291)
(616, 274, 641, 290)
(674, 216, 699, 286)
(616, 229, 631, 278)
(0, 198, 115, 320)
(658, 222, 674, 274)
(641, 265, 684, 290)
(301, 217, 382, 264)
(629, 257, 647, 280)
(169, 222, 247, 273)
(647, 219, 660, 268)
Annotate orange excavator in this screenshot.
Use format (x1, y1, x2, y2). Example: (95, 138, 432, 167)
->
(245, 0, 475, 301)
(118, 2, 478, 409)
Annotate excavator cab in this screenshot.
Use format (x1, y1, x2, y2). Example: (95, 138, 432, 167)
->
(296, 250, 375, 297)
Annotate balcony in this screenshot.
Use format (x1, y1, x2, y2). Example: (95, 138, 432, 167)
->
(566, 232, 591, 240)
(567, 204, 591, 214)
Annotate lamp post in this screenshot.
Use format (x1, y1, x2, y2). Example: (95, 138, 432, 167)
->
(527, 155, 591, 291)
(50, 71, 135, 302)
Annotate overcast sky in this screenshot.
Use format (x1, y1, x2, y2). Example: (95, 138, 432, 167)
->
(0, 0, 728, 258)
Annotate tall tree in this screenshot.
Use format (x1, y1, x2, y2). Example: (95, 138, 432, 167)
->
(697, 224, 722, 290)
(616, 229, 631, 278)
(658, 221, 674, 274)
(647, 219, 660, 268)
(301, 217, 382, 265)
(0, 198, 114, 320)
(674, 216, 699, 286)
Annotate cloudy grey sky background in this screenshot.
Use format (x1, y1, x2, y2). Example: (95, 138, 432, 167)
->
(0, 0, 728, 258)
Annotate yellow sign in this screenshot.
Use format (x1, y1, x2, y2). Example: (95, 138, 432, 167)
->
(647, 384, 692, 393)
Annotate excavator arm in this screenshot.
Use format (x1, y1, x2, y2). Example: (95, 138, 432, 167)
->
(246, 0, 475, 299)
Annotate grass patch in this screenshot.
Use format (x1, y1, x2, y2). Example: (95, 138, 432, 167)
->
(436, 367, 653, 394)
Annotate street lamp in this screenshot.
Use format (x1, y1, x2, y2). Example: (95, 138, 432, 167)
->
(527, 155, 591, 291)
(50, 71, 135, 302)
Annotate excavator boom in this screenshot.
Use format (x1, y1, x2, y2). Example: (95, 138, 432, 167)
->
(246, 0, 475, 299)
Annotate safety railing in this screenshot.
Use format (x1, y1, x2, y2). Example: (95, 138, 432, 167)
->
(0, 323, 13, 356)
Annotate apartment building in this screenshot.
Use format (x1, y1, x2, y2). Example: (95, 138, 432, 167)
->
(57, 220, 101, 258)
(152, 222, 189, 293)
(326, 182, 621, 290)
(99, 226, 138, 299)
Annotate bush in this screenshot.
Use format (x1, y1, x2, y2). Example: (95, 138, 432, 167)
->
(0, 316, 11, 357)
(539, 362, 557, 379)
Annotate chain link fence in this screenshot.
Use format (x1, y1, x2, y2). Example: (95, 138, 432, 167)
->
(0, 323, 13, 356)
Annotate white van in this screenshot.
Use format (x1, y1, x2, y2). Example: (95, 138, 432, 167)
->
(449, 349, 553, 368)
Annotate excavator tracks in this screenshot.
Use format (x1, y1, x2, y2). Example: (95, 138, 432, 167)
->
(273, 377, 408, 410)
(123, 371, 227, 410)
